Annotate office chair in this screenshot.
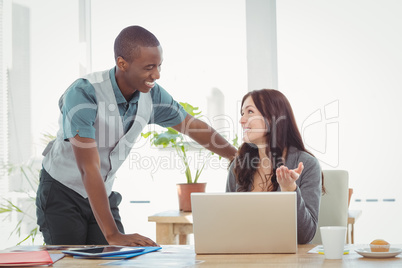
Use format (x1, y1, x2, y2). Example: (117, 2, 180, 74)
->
(311, 170, 349, 244)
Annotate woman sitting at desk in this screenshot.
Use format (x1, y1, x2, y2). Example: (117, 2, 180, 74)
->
(226, 89, 323, 244)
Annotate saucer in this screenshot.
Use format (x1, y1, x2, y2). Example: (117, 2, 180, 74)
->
(355, 248, 402, 258)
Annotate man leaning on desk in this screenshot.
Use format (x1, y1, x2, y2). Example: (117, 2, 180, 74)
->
(35, 25, 237, 247)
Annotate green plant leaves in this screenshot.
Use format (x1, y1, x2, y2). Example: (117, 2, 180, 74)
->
(179, 102, 201, 118)
(232, 134, 239, 149)
(141, 102, 237, 184)
(0, 199, 23, 214)
(141, 102, 206, 183)
(1, 159, 42, 245)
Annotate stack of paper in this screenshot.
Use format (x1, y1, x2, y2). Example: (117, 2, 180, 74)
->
(0, 251, 53, 266)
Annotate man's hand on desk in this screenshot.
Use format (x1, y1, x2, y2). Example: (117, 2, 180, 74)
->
(107, 232, 159, 247)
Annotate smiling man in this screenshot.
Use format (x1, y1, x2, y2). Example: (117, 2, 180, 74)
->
(36, 25, 237, 247)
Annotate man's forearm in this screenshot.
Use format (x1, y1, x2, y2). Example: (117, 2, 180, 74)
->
(82, 169, 120, 241)
(187, 119, 237, 160)
(71, 135, 122, 244)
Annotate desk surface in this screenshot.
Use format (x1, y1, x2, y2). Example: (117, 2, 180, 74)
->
(2, 244, 402, 267)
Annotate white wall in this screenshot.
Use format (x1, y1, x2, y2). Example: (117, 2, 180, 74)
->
(275, 0, 402, 243)
(91, 0, 247, 122)
(245, 0, 278, 90)
(21, 0, 80, 155)
(1, 0, 80, 250)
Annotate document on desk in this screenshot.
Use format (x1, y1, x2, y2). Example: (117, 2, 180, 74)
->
(101, 245, 204, 267)
(0, 250, 55, 266)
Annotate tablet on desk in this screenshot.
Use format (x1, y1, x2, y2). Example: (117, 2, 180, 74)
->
(62, 246, 145, 257)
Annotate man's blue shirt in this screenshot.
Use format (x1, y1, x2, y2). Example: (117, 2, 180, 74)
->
(61, 68, 187, 139)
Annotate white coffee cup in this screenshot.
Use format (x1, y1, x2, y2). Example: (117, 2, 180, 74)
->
(320, 226, 347, 259)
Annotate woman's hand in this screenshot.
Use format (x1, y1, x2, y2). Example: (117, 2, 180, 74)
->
(276, 162, 304, 191)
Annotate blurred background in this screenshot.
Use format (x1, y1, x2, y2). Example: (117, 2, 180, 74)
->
(0, 0, 401, 249)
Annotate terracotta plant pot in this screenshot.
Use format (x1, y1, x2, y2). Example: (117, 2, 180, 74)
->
(176, 183, 207, 212)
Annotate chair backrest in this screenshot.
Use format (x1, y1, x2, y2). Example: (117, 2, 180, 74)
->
(311, 170, 349, 244)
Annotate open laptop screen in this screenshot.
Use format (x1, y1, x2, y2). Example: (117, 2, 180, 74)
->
(191, 192, 297, 254)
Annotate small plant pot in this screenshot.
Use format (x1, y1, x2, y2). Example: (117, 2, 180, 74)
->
(176, 183, 207, 212)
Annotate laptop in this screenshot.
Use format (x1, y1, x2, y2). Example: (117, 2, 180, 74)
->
(191, 192, 297, 254)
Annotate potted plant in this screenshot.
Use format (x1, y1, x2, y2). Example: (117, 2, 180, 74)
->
(142, 102, 235, 212)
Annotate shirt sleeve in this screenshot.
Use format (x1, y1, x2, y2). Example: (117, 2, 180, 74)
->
(293, 153, 322, 244)
(226, 161, 237, 192)
(61, 79, 98, 140)
(149, 84, 187, 127)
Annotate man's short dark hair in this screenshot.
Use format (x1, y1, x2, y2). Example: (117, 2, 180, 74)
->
(114, 25, 160, 62)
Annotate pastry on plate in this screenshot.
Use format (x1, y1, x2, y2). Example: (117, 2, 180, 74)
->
(370, 239, 390, 252)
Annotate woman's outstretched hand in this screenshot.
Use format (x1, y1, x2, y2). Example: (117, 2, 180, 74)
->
(276, 162, 304, 191)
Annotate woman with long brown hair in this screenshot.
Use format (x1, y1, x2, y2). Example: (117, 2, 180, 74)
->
(226, 89, 322, 244)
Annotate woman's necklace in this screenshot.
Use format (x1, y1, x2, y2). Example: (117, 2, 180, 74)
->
(255, 169, 273, 191)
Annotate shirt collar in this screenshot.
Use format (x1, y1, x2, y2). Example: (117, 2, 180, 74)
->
(109, 68, 126, 104)
(109, 67, 140, 105)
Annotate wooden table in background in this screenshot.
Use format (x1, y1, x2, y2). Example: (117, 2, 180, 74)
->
(347, 209, 362, 244)
(148, 210, 193, 245)
(149, 210, 363, 245)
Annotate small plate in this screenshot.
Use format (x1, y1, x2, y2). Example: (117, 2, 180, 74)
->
(355, 248, 402, 258)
